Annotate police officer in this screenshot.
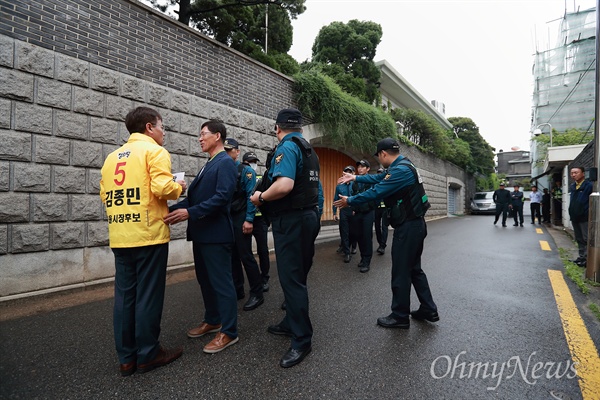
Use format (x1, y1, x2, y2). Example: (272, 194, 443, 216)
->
(510, 184, 524, 227)
(246, 153, 271, 292)
(224, 138, 264, 311)
(374, 167, 389, 254)
(333, 137, 439, 329)
(492, 182, 511, 227)
(250, 108, 320, 368)
(353, 159, 377, 273)
(333, 165, 357, 263)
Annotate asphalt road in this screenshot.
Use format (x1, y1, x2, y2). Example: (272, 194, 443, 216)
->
(1, 214, 598, 400)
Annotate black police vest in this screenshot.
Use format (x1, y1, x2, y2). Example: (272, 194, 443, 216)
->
(383, 158, 430, 226)
(353, 182, 378, 213)
(231, 163, 248, 214)
(262, 136, 320, 214)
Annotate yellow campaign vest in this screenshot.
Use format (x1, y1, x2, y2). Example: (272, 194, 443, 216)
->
(99, 133, 182, 248)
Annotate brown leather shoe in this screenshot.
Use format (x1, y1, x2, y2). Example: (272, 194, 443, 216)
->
(187, 322, 222, 338)
(137, 347, 183, 374)
(203, 332, 239, 354)
(119, 361, 136, 377)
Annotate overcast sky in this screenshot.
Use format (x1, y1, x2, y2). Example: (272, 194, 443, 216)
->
(287, 0, 597, 153)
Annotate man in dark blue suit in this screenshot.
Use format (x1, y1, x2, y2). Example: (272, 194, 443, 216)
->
(164, 120, 239, 354)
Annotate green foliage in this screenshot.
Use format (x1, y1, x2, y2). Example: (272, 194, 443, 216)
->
(148, 0, 304, 75)
(391, 108, 449, 156)
(293, 70, 399, 153)
(532, 127, 594, 163)
(306, 20, 382, 104)
(448, 117, 496, 175)
(559, 248, 589, 294)
(590, 303, 600, 322)
(476, 173, 503, 191)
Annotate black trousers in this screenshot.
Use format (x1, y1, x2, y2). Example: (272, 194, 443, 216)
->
(494, 203, 509, 224)
(338, 208, 354, 256)
(374, 207, 389, 248)
(112, 243, 168, 365)
(512, 205, 524, 224)
(353, 210, 374, 266)
(390, 217, 437, 318)
(530, 203, 541, 223)
(542, 202, 550, 222)
(231, 211, 263, 297)
(271, 208, 320, 350)
(252, 216, 270, 284)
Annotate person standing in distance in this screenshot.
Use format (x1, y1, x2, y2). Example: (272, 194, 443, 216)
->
(164, 120, 239, 354)
(568, 167, 593, 266)
(100, 106, 186, 376)
(333, 165, 357, 263)
(510, 184, 524, 227)
(224, 138, 264, 311)
(492, 182, 511, 227)
(541, 188, 551, 223)
(245, 152, 271, 292)
(529, 185, 542, 224)
(333, 137, 438, 329)
(374, 167, 389, 255)
(250, 108, 320, 368)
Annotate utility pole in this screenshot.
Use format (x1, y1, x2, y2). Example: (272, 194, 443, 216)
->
(587, 0, 600, 281)
(264, 2, 269, 54)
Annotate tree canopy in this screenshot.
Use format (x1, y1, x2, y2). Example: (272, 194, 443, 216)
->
(148, 0, 305, 74)
(531, 127, 594, 165)
(448, 117, 496, 175)
(304, 20, 383, 104)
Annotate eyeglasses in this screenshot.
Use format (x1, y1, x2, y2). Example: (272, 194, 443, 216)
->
(151, 123, 166, 132)
(199, 131, 216, 138)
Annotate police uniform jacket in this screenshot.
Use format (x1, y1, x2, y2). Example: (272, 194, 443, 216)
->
(346, 155, 416, 207)
(100, 133, 183, 248)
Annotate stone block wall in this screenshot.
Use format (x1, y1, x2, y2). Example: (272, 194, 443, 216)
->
(0, 0, 473, 299)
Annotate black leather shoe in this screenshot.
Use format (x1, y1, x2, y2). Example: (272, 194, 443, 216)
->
(502, 224, 507, 227)
(281, 301, 286, 310)
(267, 324, 293, 337)
(520, 223, 523, 227)
(336, 246, 343, 254)
(377, 315, 409, 329)
(410, 309, 440, 322)
(280, 346, 311, 368)
(343, 254, 351, 263)
(377, 246, 385, 255)
(513, 223, 518, 226)
(262, 282, 270, 292)
(359, 265, 370, 273)
(243, 295, 264, 311)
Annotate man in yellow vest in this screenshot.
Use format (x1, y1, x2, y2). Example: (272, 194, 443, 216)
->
(100, 106, 186, 376)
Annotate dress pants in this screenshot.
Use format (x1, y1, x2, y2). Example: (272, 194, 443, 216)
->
(512, 205, 524, 224)
(112, 243, 168, 365)
(572, 220, 588, 259)
(192, 242, 238, 338)
(390, 217, 437, 318)
(271, 208, 320, 350)
(353, 210, 374, 266)
(374, 207, 389, 248)
(494, 203, 508, 224)
(252, 216, 270, 284)
(338, 208, 354, 256)
(231, 211, 263, 297)
(530, 203, 541, 223)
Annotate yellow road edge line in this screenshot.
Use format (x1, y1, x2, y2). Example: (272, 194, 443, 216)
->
(547, 269, 600, 400)
(540, 240, 551, 251)
(536, 228, 543, 234)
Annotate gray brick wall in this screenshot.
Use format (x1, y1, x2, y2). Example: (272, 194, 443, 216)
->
(0, 0, 295, 120)
(0, 0, 473, 298)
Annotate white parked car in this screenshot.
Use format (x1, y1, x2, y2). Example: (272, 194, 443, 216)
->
(470, 191, 496, 215)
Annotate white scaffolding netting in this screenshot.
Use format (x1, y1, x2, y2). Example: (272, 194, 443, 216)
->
(532, 8, 596, 134)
